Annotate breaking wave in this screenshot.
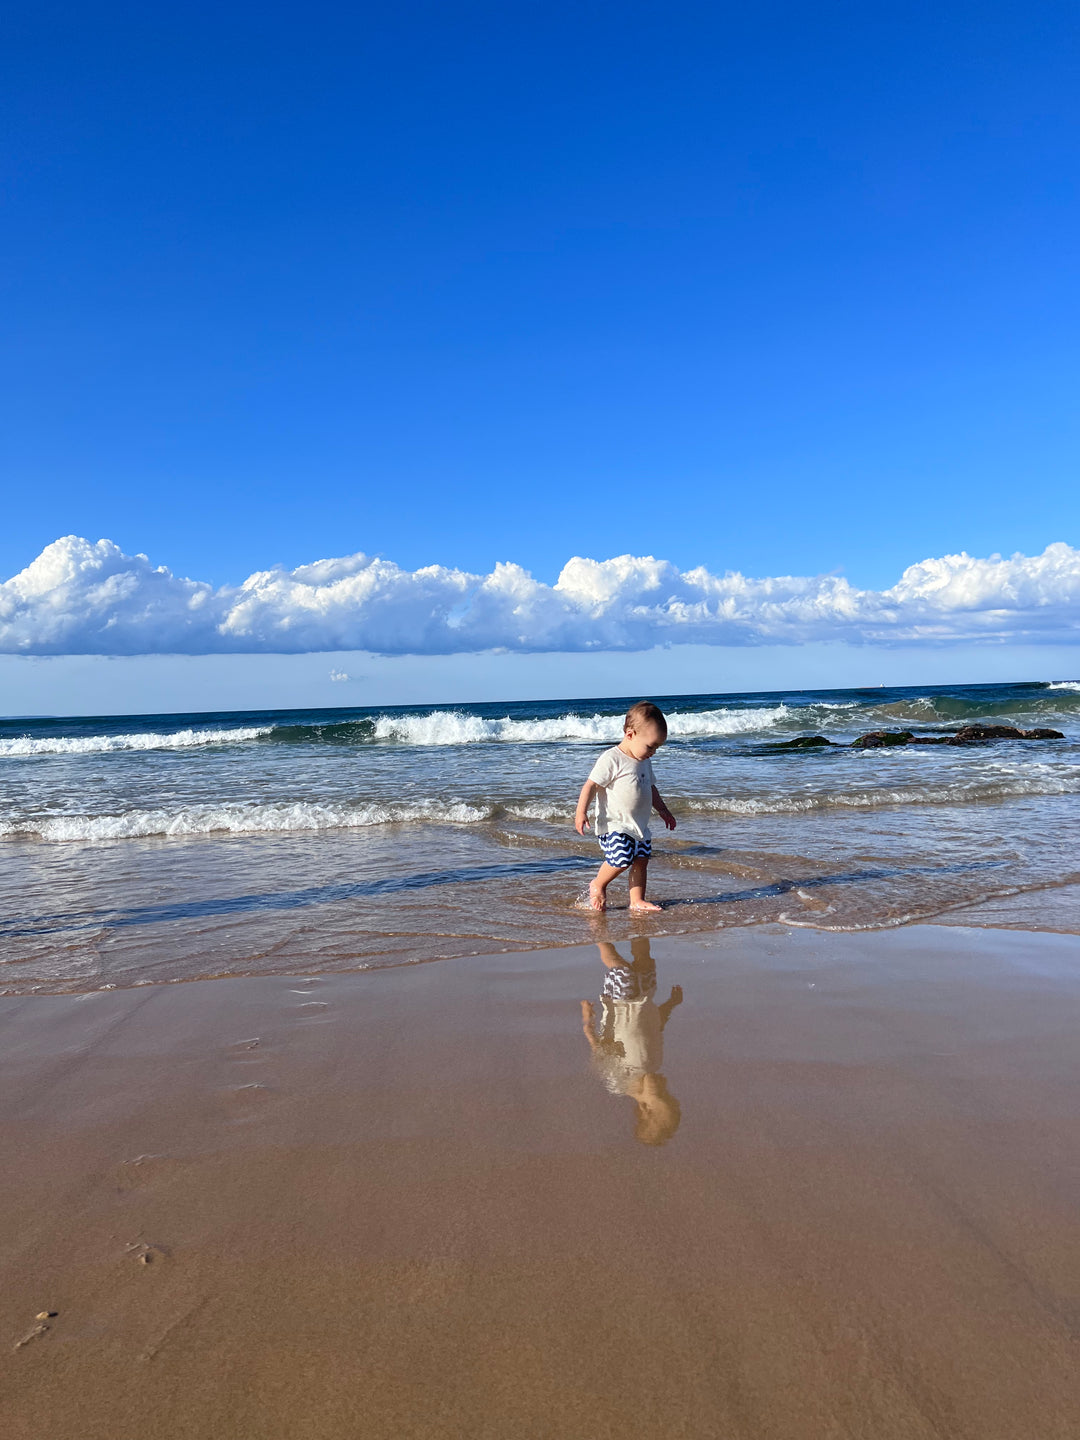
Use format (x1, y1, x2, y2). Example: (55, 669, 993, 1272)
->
(0, 798, 491, 841)
(855, 692, 1080, 725)
(6, 763, 1080, 843)
(0, 726, 272, 758)
(370, 705, 794, 745)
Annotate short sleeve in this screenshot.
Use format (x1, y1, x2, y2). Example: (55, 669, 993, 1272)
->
(643, 757, 656, 789)
(588, 750, 618, 787)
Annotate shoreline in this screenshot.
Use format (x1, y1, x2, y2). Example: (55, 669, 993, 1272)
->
(3, 924, 1078, 1438)
(6, 890, 1080, 998)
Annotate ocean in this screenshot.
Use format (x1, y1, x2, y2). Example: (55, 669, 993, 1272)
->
(2, 680, 1079, 993)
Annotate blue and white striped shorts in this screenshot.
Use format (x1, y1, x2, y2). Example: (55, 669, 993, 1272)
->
(598, 832, 652, 869)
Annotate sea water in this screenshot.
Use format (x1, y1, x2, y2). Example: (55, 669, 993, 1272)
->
(2, 681, 1079, 992)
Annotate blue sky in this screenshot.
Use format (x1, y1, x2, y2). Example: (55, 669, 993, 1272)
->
(2, 2, 1079, 711)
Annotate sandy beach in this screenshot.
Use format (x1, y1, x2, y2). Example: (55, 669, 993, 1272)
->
(2, 923, 1077, 1437)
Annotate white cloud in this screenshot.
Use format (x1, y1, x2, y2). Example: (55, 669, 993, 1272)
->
(328, 668, 351, 682)
(1, 535, 1078, 656)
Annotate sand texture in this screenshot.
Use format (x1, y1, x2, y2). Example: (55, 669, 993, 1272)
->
(1, 925, 1078, 1439)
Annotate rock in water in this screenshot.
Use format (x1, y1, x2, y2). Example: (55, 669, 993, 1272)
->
(773, 735, 832, 749)
(851, 731, 915, 748)
(949, 724, 1064, 745)
(851, 725, 1064, 749)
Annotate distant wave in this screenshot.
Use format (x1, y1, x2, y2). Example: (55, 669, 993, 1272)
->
(857, 693, 1080, 725)
(0, 726, 272, 758)
(6, 687, 1076, 760)
(370, 705, 795, 745)
(320, 696, 1080, 748)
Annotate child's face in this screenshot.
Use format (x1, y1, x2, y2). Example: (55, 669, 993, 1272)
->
(622, 722, 666, 761)
(634, 1076, 681, 1145)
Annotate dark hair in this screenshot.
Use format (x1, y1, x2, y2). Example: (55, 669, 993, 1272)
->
(623, 701, 667, 735)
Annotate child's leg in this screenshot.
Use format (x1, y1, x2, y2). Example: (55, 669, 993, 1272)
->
(589, 862, 626, 911)
(628, 855, 662, 912)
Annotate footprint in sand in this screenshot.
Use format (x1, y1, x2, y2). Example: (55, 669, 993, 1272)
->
(13, 1312, 58, 1351)
(139, 1298, 208, 1362)
(792, 887, 835, 914)
(114, 1153, 188, 1193)
(226, 1035, 267, 1077)
(286, 979, 333, 1019)
(222, 1025, 276, 1118)
(125, 1240, 170, 1267)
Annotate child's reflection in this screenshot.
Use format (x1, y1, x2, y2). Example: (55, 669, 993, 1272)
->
(580, 936, 683, 1146)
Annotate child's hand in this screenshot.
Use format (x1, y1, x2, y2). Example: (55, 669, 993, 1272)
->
(659, 807, 677, 831)
(574, 813, 591, 835)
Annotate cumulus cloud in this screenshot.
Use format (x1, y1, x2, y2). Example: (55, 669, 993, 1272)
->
(1, 535, 1078, 656)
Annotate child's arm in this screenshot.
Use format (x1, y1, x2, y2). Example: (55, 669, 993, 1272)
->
(657, 984, 683, 1027)
(652, 785, 677, 831)
(575, 779, 598, 835)
(580, 999, 601, 1051)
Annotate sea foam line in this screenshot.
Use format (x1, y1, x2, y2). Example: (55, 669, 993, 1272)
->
(5, 765, 1080, 843)
(0, 726, 272, 758)
(0, 798, 492, 842)
(685, 773, 1080, 815)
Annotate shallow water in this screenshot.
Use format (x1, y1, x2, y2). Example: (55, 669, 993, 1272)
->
(2, 680, 1079, 991)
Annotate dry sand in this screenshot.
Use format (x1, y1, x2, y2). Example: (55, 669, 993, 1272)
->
(1, 924, 1077, 1439)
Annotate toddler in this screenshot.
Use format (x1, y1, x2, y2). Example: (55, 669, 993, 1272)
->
(574, 700, 676, 912)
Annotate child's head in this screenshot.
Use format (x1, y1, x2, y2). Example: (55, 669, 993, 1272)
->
(633, 1073, 682, 1146)
(622, 701, 668, 761)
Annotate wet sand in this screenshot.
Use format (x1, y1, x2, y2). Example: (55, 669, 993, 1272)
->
(2, 925, 1078, 1439)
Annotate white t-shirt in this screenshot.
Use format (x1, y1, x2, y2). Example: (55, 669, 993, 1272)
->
(587, 746, 655, 840)
(594, 997, 665, 1095)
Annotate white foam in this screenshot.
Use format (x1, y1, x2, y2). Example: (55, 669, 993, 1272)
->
(685, 772, 1080, 816)
(373, 705, 792, 746)
(0, 798, 491, 842)
(0, 726, 272, 758)
(504, 801, 572, 822)
(1046, 681, 1080, 691)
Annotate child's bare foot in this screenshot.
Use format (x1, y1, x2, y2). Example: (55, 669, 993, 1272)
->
(588, 880, 608, 911)
(629, 899, 663, 912)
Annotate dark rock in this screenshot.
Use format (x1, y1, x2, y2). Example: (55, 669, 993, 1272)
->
(953, 724, 1024, 742)
(837, 724, 1063, 750)
(948, 724, 1064, 745)
(773, 735, 832, 749)
(851, 730, 914, 748)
